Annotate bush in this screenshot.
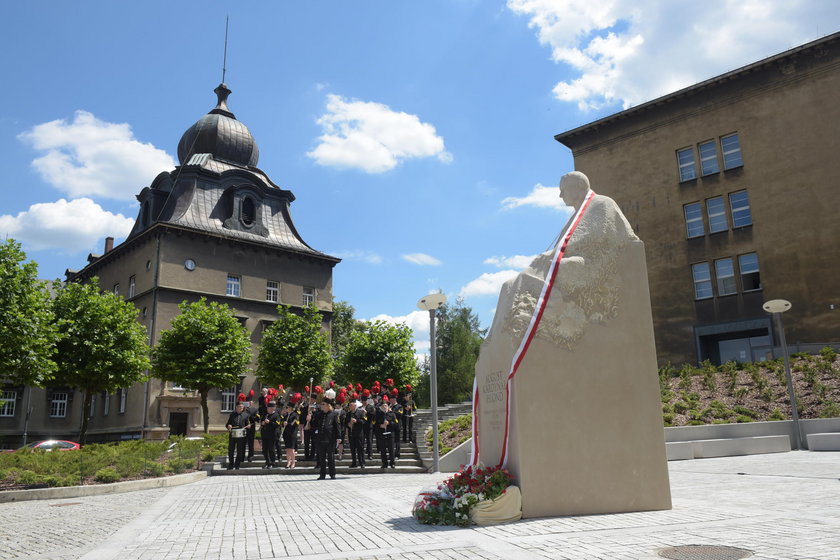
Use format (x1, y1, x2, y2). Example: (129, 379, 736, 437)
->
(94, 467, 121, 483)
(768, 408, 785, 421)
(818, 401, 840, 418)
(166, 458, 194, 474)
(15, 470, 44, 486)
(145, 462, 165, 477)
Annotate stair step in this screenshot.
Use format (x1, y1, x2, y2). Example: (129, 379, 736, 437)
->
(211, 465, 429, 476)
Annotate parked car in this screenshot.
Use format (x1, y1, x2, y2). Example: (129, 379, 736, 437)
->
(22, 440, 80, 451)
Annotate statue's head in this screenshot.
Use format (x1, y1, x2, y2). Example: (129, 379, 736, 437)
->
(559, 171, 590, 210)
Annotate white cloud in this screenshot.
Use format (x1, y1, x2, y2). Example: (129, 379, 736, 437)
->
(0, 198, 135, 252)
(18, 111, 175, 200)
(402, 253, 442, 266)
(484, 254, 537, 269)
(368, 309, 432, 354)
(332, 249, 383, 264)
(508, 0, 838, 111)
(459, 270, 519, 298)
(501, 183, 571, 211)
(307, 94, 452, 173)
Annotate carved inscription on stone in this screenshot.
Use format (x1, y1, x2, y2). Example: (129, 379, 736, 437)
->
(482, 370, 505, 432)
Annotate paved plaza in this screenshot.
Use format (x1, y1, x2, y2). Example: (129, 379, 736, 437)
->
(1, 451, 838, 560)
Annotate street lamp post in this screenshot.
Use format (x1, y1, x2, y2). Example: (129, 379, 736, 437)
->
(763, 299, 803, 450)
(418, 292, 447, 473)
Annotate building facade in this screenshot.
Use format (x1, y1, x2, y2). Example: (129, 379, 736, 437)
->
(555, 33, 840, 366)
(0, 83, 339, 446)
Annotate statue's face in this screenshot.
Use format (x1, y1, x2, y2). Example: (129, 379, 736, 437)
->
(559, 176, 586, 209)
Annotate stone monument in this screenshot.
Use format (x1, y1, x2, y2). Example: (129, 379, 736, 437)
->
(471, 171, 671, 518)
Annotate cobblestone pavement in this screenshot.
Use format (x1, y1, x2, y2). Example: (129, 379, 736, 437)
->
(2, 451, 838, 560)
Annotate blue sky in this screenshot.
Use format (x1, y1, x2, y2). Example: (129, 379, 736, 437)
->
(2, 1, 837, 353)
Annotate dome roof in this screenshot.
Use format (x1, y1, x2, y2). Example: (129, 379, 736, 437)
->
(177, 84, 259, 167)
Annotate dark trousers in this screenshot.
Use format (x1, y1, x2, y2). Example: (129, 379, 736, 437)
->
(228, 436, 246, 468)
(262, 430, 277, 466)
(349, 433, 365, 467)
(402, 416, 413, 442)
(304, 429, 314, 460)
(394, 430, 401, 458)
(317, 441, 336, 478)
(365, 425, 374, 458)
(245, 427, 256, 459)
(378, 430, 394, 467)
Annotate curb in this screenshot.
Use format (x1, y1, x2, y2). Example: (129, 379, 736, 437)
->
(0, 470, 208, 503)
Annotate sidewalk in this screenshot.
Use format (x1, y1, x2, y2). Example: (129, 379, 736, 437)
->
(4, 451, 838, 559)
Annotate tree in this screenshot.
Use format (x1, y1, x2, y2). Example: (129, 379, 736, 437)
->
(434, 299, 485, 405)
(0, 239, 57, 386)
(329, 300, 361, 384)
(52, 279, 151, 444)
(152, 299, 251, 433)
(336, 320, 420, 389)
(257, 304, 332, 391)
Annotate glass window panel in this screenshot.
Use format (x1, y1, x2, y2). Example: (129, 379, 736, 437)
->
(715, 258, 737, 296)
(706, 196, 728, 233)
(692, 263, 713, 300)
(739, 253, 761, 291)
(677, 148, 696, 181)
(50, 392, 68, 418)
(226, 275, 241, 297)
(721, 134, 743, 169)
(303, 287, 315, 306)
(266, 281, 279, 303)
(684, 202, 705, 238)
(221, 386, 236, 412)
(729, 190, 752, 227)
(0, 391, 16, 417)
(128, 276, 136, 298)
(699, 140, 720, 175)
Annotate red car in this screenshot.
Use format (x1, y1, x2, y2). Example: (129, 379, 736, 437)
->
(22, 440, 80, 451)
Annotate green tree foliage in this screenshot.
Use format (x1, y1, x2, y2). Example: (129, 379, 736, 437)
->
(329, 300, 362, 383)
(52, 279, 151, 444)
(257, 304, 332, 391)
(152, 299, 251, 433)
(434, 299, 485, 405)
(0, 239, 57, 386)
(336, 320, 420, 389)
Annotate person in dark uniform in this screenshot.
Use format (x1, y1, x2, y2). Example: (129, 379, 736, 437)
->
(303, 392, 318, 461)
(363, 391, 375, 460)
(281, 403, 299, 469)
(402, 385, 414, 443)
(348, 400, 367, 468)
(258, 387, 270, 417)
(375, 397, 396, 469)
(225, 401, 250, 469)
(312, 398, 342, 480)
(260, 401, 281, 469)
(389, 389, 402, 460)
(244, 400, 258, 461)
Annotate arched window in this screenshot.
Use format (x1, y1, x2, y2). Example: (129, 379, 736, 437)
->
(241, 197, 256, 227)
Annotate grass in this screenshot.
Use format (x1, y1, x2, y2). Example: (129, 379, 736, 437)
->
(0, 433, 227, 491)
(426, 414, 473, 455)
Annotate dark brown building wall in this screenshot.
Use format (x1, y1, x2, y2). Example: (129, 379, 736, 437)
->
(557, 34, 840, 365)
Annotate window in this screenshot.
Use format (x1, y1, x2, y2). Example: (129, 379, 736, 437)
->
(0, 390, 16, 417)
(692, 263, 713, 300)
(50, 392, 69, 418)
(715, 258, 737, 296)
(221, 386, 237, 412)
(683, 202, 705, 238)
(729, 191, 752, 228)
(241, 197, 256, 227)
(698, 140, 720, 175)
(677, 147, 696, 181)
(89, 395, 96, 417)
(266, 281, 279, 303)
(739, 253, 762, 291)
(721, 134, 743, 169)
(103, 392, 110, 416)
(706, 196, 727, 233)
(117, 388, 127, 414)
(128, 275, 136, 298)
(302, 287, 315, 306)
(113, 283, 120, 296)
(226, 274, 241, 297)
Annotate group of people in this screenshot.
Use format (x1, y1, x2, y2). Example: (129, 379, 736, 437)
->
(225, 382, 415, 480)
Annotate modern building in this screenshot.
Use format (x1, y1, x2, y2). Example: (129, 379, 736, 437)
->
(0, 83, 339, 446)
(555, 32, 840, 366)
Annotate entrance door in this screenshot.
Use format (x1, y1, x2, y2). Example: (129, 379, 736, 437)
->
(169, 412, 189, 436)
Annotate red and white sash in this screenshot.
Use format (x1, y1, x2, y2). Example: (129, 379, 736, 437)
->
(470, 190, 596, 468)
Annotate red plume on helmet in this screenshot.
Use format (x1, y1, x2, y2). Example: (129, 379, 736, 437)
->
(248, 389, 255, 398)
(355, 383, 363, 391)
(305, 385, 310, 394)
(314, 385, 323, 395)
(237, 393, 246, 402)
(352, 392, 359, 400)
(382, 394, 390, 403)
(336, 393, 346, 404)
(278, 384, 284, 391)
(347, 384, 353, 391)
(405, 384, 413, 392)
(339, 387, 347, 394)
(373, 380, 381, 386)
(385, 378, 394, 387)
(329, 380, 335, 388)
(371, 385, 381, 395)
(362, 389, 371, 398)
(390, 388, 398, 397)
(291, 393, 302, 405)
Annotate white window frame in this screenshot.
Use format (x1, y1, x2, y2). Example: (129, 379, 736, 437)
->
(739, 253, 762, 292)
(226, 274, 241, 297)
(683, 202, 704, 238)
(103, 392, 110, 416)
(221, 386, 237, 412)
(266, 280, 279, 303)
(113, 283, 120, 296)
(692, 262, 713, 300)
(50, 392, 69, 418)
(0, 390, 16, 417)
(729, 190, 752, 228)
(698, 140, 720, 176)
(118, 388, 127, 414)
(128, 275, 136, 298)
(302, 286, 316, 306)
(89, 394, 96, 417)
(706, 196, 728, 233)
(677, 147, 696, 182)
(714, 258, 737, 296)
(721, 133, 743, 169)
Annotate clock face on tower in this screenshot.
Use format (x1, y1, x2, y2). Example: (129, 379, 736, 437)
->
(184, 259, 196, 271)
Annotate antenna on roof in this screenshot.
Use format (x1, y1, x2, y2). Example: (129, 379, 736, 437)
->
(221, 15, 229, 84)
